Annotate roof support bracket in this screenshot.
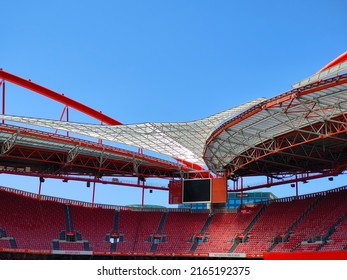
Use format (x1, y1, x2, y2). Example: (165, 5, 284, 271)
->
(67, 144, 80, 163)
(98, 148, 107, 169)
(133, 156, 139, 176)
(1, 131, 19, 155)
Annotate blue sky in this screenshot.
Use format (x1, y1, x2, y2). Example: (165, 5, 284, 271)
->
(1, 0, 347, 206)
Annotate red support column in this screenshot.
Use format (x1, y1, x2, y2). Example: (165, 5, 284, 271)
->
(1, 81, 5, 124)
(295, 178, 299, 198)
(139, 147, 145, 207)
(98, 113, 103, 144)
(92, 181, 96, 206)
(55, 105, 69, 136)
(240, 177, 244, 206)
(55, 105, 67, 135)
(141, 181, 145, 208)
(66, 106, 69, 137)
(38, 181, 42, 198)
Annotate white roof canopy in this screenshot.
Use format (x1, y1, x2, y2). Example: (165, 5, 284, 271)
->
(0, 98, 265, 166)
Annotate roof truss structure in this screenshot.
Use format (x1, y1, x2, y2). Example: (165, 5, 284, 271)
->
(1, 52, 347, 187)
(0, 124, 194, 181)
(204, 73, 347, 176)
(0, 98, 265, 166)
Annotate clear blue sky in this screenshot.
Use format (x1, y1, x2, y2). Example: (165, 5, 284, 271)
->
(1, 0, 347, 207)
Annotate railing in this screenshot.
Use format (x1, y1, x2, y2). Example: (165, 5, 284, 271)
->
(1, 184, 346, 212)
(0, 185, 209, 213)
(265, 185, 347, 205)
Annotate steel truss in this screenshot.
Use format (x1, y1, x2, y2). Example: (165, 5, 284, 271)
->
(204, 73, 347, 178)
(227, 113, 347, 176)
(0, 124, 192, 182)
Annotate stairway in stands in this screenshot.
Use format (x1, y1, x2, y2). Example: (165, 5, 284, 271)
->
(272, 190, 347, 253)
(229, 204, 267, 253)
(318, 214, 347, 251)
(189, 214, 214, 252)
(64, 205, 74, 232)
(157, 212, 168, 234)
(155, 211, 209, 253)
(0, 228, 17, 249)
(150, 212, 168, 252)
(110, 210, 121, 251)
(0, 189, 66, 251)
(268, 196, 320, 252)
(55, 204, 90, 251)
(150, 212, 167, 252)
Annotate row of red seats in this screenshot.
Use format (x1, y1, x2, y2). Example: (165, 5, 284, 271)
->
(234, 197, 316, 254)
(0, 187, 346, 254)
(273, 190, 347, 253)
(0, 190, 65, 250)
(195, 205, 263, 253)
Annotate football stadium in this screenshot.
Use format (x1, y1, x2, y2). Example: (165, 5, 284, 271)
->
(0, 52, 346, 260)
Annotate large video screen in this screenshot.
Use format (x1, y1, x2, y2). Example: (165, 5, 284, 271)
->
(183, 178, 211, 203)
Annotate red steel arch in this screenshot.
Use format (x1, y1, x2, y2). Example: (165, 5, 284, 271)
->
(317, 51, 347, 73)
(0, 69, 206, 173)
(0, 69, 122, 125)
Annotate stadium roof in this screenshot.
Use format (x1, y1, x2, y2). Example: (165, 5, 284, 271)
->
(0, 98, 265, 166)
(0, 124, 193, 181)
(205, 56, 347, 176)
(1, 51, 347, 182)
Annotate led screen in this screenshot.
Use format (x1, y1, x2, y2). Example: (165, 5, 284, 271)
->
(182, 179, 211, 203)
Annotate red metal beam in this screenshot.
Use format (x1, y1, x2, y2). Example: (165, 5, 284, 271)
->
(2, 144, 181, 178)
(205, 74, 347, 155)
(1, 80, 5, 124)
(316, 51, 347, 73)
(0, 124, 191, 172)
(226, 114, 347, 175)
(228, 171, 340, 192)
(0, 69, 122, 125)
(0, 170, 169, 191)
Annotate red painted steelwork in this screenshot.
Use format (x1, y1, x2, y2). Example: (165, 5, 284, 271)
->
(225, 113, 347, 175)
(174, 158, 214, 178)
(317, 51, 347, 73)
(227, 171, 339, 192)
(207, 76, 347, 150)
(0, 125, 194, 183)
(175, 158, 205, 171)
(1, 80, 4, 124)
(0, 69, 122, 125)
(0, 124, 188, 171)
